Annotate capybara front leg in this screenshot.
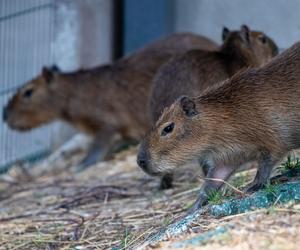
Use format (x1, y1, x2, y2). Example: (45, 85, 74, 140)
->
(187, 164, 236, 214)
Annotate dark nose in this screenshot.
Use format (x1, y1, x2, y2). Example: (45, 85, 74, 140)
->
(2, 106, 8, 121)
(137, 157, 147, 169)
(137, 148, 148, 169)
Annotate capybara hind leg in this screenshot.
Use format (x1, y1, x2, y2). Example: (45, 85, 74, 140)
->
(76, 143, 104, 171)
(245, 153, 279, 193)
(76, 133, 122, 171)
(106, 139, 139, 157)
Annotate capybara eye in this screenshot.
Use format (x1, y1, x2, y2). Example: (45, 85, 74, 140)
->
(258, 35, 267, 44)
(23, 89, 33, 98)
(161, 122, 175, 136)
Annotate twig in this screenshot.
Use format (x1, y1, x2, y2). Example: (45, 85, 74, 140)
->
(171, 187, 201, 198)
(204, 177, 247, 196)
(0, 213, 37, 222)
(273, 193, 282, 206)
(121, 227, 154, 250)
(83, 239, 101, 250)
(56, 186, 139, 209)
(32, 218, 81, 224)
(10, 241, 30, 250)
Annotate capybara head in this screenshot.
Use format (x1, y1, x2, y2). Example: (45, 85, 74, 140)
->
(221, 25, 278, 66)
(3, 66, 61, 131)
(137, 96, 206, 176)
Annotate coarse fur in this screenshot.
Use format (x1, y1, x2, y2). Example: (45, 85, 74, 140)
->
(3, 33, 218, 169)
(138, 41, 300, 213)
(144, 25, 278, 188)
(149, 25, 278, 123)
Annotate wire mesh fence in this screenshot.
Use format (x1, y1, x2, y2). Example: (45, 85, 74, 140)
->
(0, 0, 56, 171)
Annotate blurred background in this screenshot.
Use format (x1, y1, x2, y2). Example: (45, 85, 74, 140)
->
(0, 0, 299, 171)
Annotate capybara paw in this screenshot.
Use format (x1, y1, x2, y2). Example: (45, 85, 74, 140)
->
(244, 182, 266, 193)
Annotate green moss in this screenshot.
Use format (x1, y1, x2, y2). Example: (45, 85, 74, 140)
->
(207, 190, 223, 205)
(280, 154, 300, 174)
(263, 183, 277, 196)
(231, 174, 247, 189)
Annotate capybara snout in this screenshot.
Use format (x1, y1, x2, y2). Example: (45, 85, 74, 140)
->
(3, 66, 60, 131)
(137, 142, 148, 168)
(137, 142, 153, 174)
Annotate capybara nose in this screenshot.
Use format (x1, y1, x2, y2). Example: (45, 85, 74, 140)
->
(137, 155, 147, 169)
(2, 106, 8, 121)
(137, 150, 148, 169)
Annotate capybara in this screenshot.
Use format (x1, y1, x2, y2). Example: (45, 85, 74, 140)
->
(3, 33, 218, 170)
(137, 41, 300, 214)
(147, 25, 278, 188)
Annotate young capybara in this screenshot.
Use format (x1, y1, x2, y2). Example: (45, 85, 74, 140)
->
(2, 33, 218, 170)
(137, 41, 300, 214)
(150, 25, 278, 123)
(148, 25, 278, 188)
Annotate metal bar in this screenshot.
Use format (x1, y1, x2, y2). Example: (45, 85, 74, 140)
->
(0, 3, 53, 23)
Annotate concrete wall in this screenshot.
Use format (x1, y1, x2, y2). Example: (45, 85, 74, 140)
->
(51, 0, 114, 148)
(54, 0, 113, 71)
(174, 0, 300, 49)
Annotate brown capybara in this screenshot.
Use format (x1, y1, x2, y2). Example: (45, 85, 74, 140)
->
(137, 41, 300, 214)
(148, 25, 278, 188)
(150, 25, 278, 123)
(2, 32, 218, 170)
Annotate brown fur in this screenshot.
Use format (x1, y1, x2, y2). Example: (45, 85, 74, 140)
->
(145, 25, 278, 188)
(3, 33, 218, 167)
(138, 41, 300, 213)
(149, 26, 278, 123)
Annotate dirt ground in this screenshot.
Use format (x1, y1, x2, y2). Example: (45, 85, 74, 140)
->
(0, 146, 300, 250)
(158, 206, 300, 250)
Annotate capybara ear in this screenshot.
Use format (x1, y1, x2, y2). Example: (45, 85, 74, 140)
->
(42, 66, 55, 84)
(240, 25, 250, 44)
(180, 96, 198, 117)
(222, 26, 230, 41)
